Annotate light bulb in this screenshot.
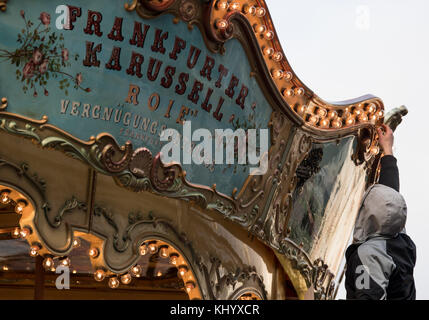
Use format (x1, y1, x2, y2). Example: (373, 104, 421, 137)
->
(229, 2, 240, 10)
(328, 110, 338, 119)
(256, 7, 266, 17)
(60, 257, 70, 267)
(215, 19, 228, 30)
(1, 191, 10, 204)
(264, 31, 274, 40)
(366, 103, 376, 113)
(216, 0, 228, 10)
(296, 105, 307, 116)
(254, 24, 266, 34)
(317, 108, 327, 118)
(264, 47, 274, 57)
(108, 277, 119, 289)
(121, 273, 132, 285)
(271, 69, 283, 79)
(358, 114, 368, 122)
(72, 238, 81, 248)
(186, 281, 195, 292)
(169, 254, 179, 265)
(370, 145, 380, 155)
(88, 248, 99, 258)
(159, 246, 169, 258)
(139, 244, 148, 256)
(243, 5, 256, 15)
(156, 271, 163, 277)
(15, 201, 26, 214)
(284, 71, 293, 81)
(377, 110, 384, 118)
(131, 265, 142, 277)
(295, 87, 305, 96)
(332, 118, 343, 128)
(43, 257, 54, 270)
(346, 116, 356, 126)
(272, 52, 283, 62)
(19, 227, 30, 239)
(320, 118, 330, 129)
(29, 245, 40, 257)
(11, 227, 20, 239)
(178, 266, 188, 277)
(283, 88, 294, 97)
(94, 269, 105, 282)
(308, 115, 319, 126)
(148, 243, 158, 254)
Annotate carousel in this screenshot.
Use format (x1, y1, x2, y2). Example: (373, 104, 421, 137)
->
(0, 0, 407, 300)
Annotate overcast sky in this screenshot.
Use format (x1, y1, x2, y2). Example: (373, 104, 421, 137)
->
(266, 0, 429, 299)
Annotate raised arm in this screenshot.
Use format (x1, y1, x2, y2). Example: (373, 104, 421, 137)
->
(377, 124, 400, 192)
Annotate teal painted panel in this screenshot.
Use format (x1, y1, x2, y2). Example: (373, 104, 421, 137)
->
(0, 0, 272, 195)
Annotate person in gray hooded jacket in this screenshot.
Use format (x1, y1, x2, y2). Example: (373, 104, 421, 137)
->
(345, 124, 416, 300)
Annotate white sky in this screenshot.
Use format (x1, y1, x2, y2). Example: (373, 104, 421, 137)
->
(266, 0, 429, 299)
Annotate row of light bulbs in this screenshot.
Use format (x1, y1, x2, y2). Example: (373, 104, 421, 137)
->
(212, 0, 384, 130)
(92, 241, 197, 292)
(1, 190, 28, 214)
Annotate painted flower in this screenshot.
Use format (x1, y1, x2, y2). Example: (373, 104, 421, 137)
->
(22, 60, 35, 79)
(39, 59, 49, 74)
(61, 48, 69, 62)
(75, 73, 82, 86)
(39, 12, 51, 26)
(20, 10, 25, 18)
(44, 89, 49, 96)
(32, 48, 43, 65)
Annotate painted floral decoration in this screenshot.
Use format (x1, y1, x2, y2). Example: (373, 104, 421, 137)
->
(0, 10, 90, 97)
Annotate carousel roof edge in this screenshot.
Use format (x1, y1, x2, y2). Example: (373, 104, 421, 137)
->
(124, 0, 386, 136)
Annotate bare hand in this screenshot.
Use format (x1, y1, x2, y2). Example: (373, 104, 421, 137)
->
(377, 124, 394, 156)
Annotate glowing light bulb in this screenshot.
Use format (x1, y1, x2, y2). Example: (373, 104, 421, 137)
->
(254, 24, 266, 34)
(159, 246, 169, 258)
(169, 253, 179, 265)
(332, 118, 343, 128)
(1, 191, 10, 204)
(358, 113, 368, 122)
(320, 118, 330, 129)
(108, 277, 119, 289)
(256, 7, 266, 17)
(60, 257, 70, 267)
(296, 105, 307, 116)
(283, 88, 294, 97)
(272, 52, 283, 62)
(216, 19, 228, 30)
(229, 2, 240, 11)
(328, 110, 338, 119)
(15, 201, 26, 214)
(284, 71, 293, 81)
(346, 116, 356, 126)
(264, 47, 274, 57)
(121, 273, 132, 285)
(295, 87, 305, 96)
(308, 115, 319, 126)
(243, 5, 256, 15)
(264, 31, 274, 40)
(131, 265, 142, 277)
(19, 227, 30, 239)
(148, 243, 158, 254)
(43, 257, 54, 270)
(94, 269, 105, 282)
(317, 108, 327, 118)
(377, 110, 384, 118)
(366, 103, 376, 113)
(271, 69, 283, 79)
(178, 266, 188, 277)
(139, 244, 148, 256)
(29, 245, 40, 257)
(88, 248, 99, 258)
(11, 227, 20, 239)
(72, 238, 81, 248)
(156, 271, 163, 277)
(216, 0, 228, 10)
(185, 281, 195, 292)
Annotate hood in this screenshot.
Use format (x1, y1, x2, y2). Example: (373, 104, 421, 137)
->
(353, 184, 407, 243)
